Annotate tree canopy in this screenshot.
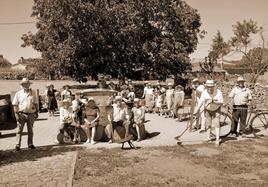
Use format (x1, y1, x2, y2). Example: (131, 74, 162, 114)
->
(22, 0, 202, 81)
(0, 55, 12, 68)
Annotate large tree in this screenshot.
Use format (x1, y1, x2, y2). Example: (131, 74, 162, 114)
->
(22, 0, 202, 81)
(210, 31, 229, 70)
(229, 19, 266, 82)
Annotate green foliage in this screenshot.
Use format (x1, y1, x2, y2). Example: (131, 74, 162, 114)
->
(242, 47, 268, 82)
(0, 55, 12, 68)
(230, 19, 260, 53)
(22, 0, 202, 81)
(200, 31, 229, 75)
(229, 19, 265, 82)
(211, 31, 229, 62)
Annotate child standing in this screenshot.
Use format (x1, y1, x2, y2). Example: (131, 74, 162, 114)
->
(132, 98, 146, 141)
(173, 85, 185, 121)
(154, 89, 164, 115)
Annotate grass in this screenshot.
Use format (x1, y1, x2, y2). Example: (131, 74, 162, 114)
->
(73, 136, 268, 187)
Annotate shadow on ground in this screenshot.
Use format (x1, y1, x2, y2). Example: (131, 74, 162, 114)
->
(0, 144, 85, 167)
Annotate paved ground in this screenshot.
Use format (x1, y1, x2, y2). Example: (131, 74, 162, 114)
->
(0, 112, 267, 186)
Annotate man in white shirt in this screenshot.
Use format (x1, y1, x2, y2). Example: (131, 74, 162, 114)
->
(106, 96, 130, 143)
(229, 77, 252, 137)
(12, 78, 38, 151)
(195, 80, 224, 146)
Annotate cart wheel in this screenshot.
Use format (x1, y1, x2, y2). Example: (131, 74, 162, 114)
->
(249, 111, 268, 134)
(219, 111, 233, 138)
(57, 132, 65, 144)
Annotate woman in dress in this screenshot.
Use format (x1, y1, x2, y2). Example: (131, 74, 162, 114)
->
(47, 84, 58, 116)
(84, 97, 100, 144)
(165, 83, 174, 118)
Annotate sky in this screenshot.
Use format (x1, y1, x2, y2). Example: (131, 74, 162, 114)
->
(0, 0, 267, 64)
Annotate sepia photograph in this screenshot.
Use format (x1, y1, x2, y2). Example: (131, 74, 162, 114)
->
(0, 0, 268, 186)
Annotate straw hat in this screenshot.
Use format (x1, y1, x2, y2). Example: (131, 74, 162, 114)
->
(205, 80, 215, 87)
(192, 78, 199, 83)
(237, 76, 246, 82)
(20, 78, 32, 85)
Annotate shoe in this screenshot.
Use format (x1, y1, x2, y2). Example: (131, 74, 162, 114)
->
(15, 145, 21, 151)
(215, 140, 220, 146)
(191, 127, 198, 132)
(91, 140, 96, 145)
(229, 132, 238, 138)
(199, 130, 206, 134)
(85, 139, 90, 144)
(136, 138, 141, 142)
(108, 139, 113, 144)
(204, 137, 212, 142)
(28, 145, 36, 149)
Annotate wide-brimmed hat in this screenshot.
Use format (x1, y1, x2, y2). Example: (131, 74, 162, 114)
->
(237, 76, 246, 82)
(205, 80, 215, 87)
(192, 78, 199, 83)
(20, 78, 32, 85)
(168, 83, 173, 86)
(81, 98, 88, 105)
(144, 81, 148, 84)
(87, 97, 95, 102)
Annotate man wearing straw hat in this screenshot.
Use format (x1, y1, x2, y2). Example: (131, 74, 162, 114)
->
(229, 76, 252, 137)
(195, 80, 224, 146)
(12, 78, 38, 151)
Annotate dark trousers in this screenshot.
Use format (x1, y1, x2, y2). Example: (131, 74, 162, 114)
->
(232, 105, 248, 133)
(16, 113, 35, 147)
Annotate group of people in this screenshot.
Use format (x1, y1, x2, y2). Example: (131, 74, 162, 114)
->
(142, 81, 185, 121)
(12, 75, 253, 151)
(191, 76, 252, 146)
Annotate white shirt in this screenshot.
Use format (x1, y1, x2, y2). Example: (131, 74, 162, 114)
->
(12, 89, 37, 113)
(166, 89, 174, 98)
(61, 89, 72, 99)
(60, 106, 73, 123)
(229, 86, 252, 105)
(145, 88, 154, 95)
(72, 99, 80, 112)
(197, 89, 224, 111)
(196, 85, 205, 95)
(112, 104, 129, 122)
(155, 95, 163, 107)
